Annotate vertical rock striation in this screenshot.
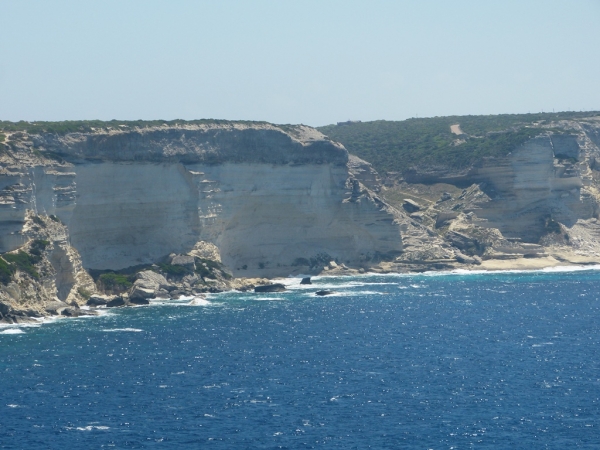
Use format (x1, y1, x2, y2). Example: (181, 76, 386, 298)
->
(0, 123, 404, 278)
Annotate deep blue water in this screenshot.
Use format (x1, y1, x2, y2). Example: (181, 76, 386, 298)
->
(2, 269, 600, 449)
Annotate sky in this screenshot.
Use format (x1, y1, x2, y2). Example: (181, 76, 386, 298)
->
(1, 0, 599, 126)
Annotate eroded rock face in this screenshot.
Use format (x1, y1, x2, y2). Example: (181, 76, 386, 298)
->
(388, 125, 600, 248)
(0, 212, 96, 321)
(5, 118, 599, 293)
(468, 135, 594, 242)
(0, 124, 405, 277)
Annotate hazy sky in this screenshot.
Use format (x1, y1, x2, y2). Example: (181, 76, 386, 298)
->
(1, 0, 599, 126)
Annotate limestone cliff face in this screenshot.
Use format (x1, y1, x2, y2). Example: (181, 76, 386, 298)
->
(466, 134, 595, 242)
(380, 117, 600, 266)
(397, 127, 599, 238)
(0, 123, 403, 277)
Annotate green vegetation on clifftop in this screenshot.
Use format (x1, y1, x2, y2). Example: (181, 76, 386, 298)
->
(318, 111, 600, 174)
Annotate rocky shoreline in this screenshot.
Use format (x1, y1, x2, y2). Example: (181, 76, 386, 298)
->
(2, 117, 600, 324)
(4, 253, 600, 326)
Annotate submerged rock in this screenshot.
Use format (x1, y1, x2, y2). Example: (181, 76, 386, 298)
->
(254, 283, 287, 293)
(315, 290, 335, 296)
(300, 277, 312, 285)
(61, 307, 92, 317)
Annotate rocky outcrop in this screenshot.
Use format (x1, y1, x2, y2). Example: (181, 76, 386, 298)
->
(0, 211, 96, 315)
(106, 296, 126, 307)
(133, 271, 173, 293)
(0, 212, 97, 322)
(86, 294, 110, 306)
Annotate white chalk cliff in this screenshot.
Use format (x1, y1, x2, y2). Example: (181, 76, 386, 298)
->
(4, 116, 600, 318)
(0, 123, 403, 278)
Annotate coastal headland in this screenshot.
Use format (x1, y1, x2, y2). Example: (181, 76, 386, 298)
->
(1, 112, 600, 321)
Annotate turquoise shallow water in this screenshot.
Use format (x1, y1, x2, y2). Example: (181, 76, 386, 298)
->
(1, 269, 600, 449)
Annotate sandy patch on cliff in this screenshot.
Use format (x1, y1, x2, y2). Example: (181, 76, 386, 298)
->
(479, 256, 561, 271)
(450, 124, 464, 135)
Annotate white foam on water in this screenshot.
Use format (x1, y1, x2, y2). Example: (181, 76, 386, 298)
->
(94, 309, 116, 317)
(69, 425, 110, 431)
(101, 328, 143, 333)
(304, 290, 385, 298)
(0, 320, 42, 330)
(251, 297, 286, 301)
(149, 299, 177, 306)
(188, 297, 211, 306)
(71, 312, 107, 322)
(0, 313, 98, 331)
(0, 328, 25, 334)
(344, 290, 385, 296)
(540, 264, 600, 273)
(532, 342, 554, 348)
(291, 281, 393, 291)
(148, 296, 197, 306)
(306, 264, 600, 282)
(37, 315, 66, 326)
(418, 264, 600, 277)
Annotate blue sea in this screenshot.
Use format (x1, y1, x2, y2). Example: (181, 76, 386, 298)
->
(2, 269, 600, 449)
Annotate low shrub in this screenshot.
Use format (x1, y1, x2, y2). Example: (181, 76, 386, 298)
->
(158, 263, 192, 277)
(31, 216, 46, 228)
(0, 258, 15, 285)
(317, 111, 600, 174)
(77, 287, 92, 300)
(4, 251, 40, 279)
(29, 240, 49, 260)
(98, 273, 132, 290)
(195, 258, 228, 279)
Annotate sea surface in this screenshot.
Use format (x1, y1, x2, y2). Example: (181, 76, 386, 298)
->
(1, 269, 600, 449)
